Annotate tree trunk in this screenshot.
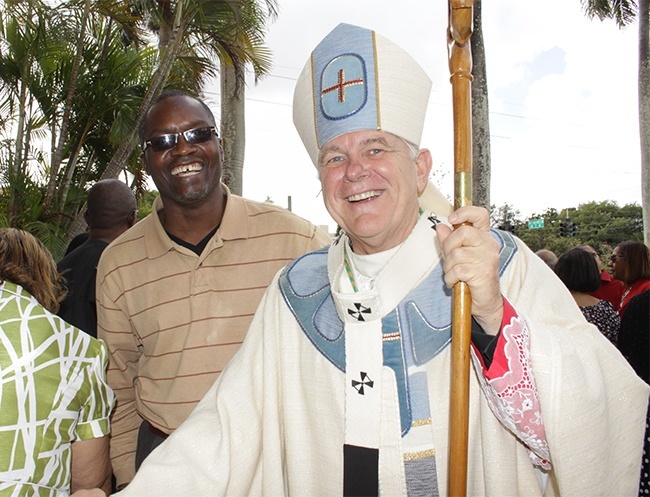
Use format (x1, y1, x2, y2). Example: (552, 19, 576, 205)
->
(157, 0, 175, 49)
(58, 134, 84, 217)
(43, 0, 91, 216)
(7, 0, 36, 227)
(220, 61, 245, 196)
(470, 0, 491, 210)
(9, 80, 29, 226)
(639, 0, 650, 245)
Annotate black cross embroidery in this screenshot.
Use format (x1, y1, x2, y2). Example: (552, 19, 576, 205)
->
(428, 213, 441, 230)
(352, 372, 374, 395)
(348, 302, 371, 322)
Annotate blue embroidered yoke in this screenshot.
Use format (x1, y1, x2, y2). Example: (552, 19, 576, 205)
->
(278, 229, 517, 436)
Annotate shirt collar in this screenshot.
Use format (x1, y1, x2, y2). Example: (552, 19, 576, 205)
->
(143, 184, 250, 259)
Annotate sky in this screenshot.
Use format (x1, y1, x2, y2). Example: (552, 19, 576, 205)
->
(202, 0, 642, 234)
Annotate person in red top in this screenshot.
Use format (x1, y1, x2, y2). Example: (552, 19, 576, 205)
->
(575, 244, 624, 309)
(609, 241, 650, 316)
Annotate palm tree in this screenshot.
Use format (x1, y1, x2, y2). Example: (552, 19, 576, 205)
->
(40, 0, 146, 217)
(220, 61, 246, 194)
(581, 0, 650, 245)
(0, 0, 51, 226)
(0, 0, 152, 245)
(53, 17, 157, 219)
(42, 0, 93, 216)
(112, 0, 277, 196)
(1, 0, 279, 244)
(218, 0, 277, 195)
(470, 0, 491, 210)
(640, 0, 649, 245)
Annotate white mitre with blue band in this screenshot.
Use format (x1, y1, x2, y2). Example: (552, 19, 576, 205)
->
(293, 22, 431, 164)
(293, 23, 453, 216)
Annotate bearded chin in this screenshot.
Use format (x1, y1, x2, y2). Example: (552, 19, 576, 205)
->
(172, 184, 214, 208)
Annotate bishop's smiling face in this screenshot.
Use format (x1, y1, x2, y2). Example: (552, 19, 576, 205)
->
(142, 95, 223, 209)
(318, 130, 431, 255)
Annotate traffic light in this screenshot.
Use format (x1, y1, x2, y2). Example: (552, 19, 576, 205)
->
(560, 220, 577, 237)
(568, 221, 576, 237)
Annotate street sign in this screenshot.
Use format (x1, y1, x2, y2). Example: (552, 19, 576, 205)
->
(528, 218, 544, 229)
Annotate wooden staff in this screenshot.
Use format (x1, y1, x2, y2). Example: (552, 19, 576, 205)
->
(447, 1, 474, 496)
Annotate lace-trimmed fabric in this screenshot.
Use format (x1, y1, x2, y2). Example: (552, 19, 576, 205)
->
(472, 297, 551, 471)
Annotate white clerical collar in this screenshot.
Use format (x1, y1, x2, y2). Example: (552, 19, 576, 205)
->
(346, 243, 404, 292)
(331, 212, 445, 310)
(348, 242, 402, 279)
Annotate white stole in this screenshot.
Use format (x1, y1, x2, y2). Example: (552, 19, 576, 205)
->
(327, 214, 445, 455)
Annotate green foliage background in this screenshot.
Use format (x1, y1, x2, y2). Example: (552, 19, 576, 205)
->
(491, 200, 643, 266)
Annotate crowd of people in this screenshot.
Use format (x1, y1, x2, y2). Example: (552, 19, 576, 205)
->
(540, 241, 650, 496)
(1, 22, 649, 497)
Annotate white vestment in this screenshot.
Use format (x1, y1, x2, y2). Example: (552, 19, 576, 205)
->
(117, 214, 649, 497)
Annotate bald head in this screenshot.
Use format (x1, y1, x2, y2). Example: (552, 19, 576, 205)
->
(535, 249, 558, 269)
(85, 179, 137, 241)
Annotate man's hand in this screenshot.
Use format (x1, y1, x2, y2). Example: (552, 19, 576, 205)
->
(435, 206, 504, 335)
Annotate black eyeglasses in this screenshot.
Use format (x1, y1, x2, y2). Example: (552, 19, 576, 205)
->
(142, 126, 218, 152)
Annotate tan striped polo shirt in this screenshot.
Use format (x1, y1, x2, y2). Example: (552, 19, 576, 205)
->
(97, 188, 331, 485)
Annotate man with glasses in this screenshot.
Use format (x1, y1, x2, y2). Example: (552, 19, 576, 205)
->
(96, 90, 331, 489)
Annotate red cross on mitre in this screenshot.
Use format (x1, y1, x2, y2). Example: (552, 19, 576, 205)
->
(322, 69, 364, 103)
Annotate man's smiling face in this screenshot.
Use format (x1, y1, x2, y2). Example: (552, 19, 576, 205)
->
(318, 130, 431, 254)
(142, 95, 223, 209)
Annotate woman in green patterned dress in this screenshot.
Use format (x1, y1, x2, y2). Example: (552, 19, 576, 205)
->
(0, 228, 114, 496)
